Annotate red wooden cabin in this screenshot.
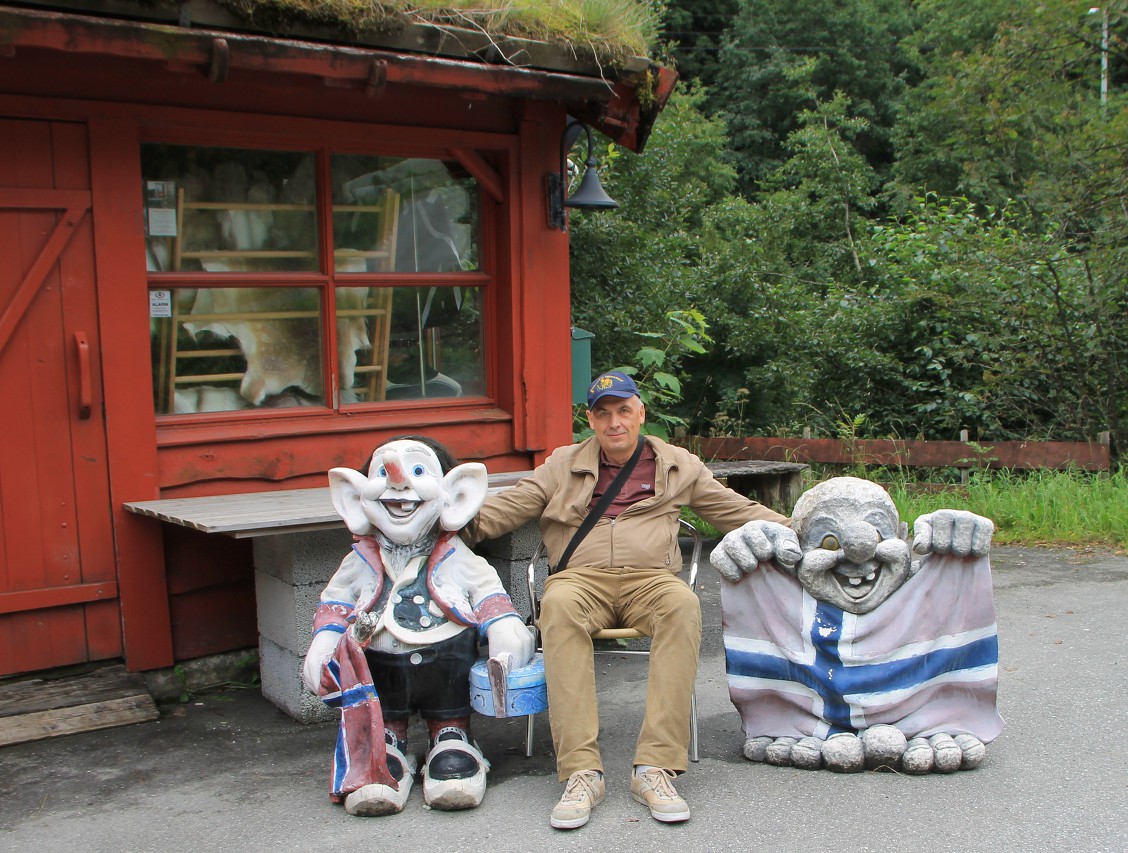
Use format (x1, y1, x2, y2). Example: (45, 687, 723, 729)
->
(0, 2, 674, 679)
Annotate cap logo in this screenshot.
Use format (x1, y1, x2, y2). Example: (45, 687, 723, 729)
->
(590, 375, 618, 394)
(586, 370, 639, 407)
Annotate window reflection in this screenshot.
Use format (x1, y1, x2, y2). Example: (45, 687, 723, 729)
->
(144, 144, 488, 415)
(141, 145, 318, 272)
(151, 285, 485, 413)
(151, 287, 324, 414)
(338, 286, 485, 404)
(332, 156, 480, 273)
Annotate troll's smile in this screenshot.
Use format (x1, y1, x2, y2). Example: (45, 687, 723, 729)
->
(381, 499, 421, 519)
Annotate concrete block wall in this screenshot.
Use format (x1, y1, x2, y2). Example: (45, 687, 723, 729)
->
(253, 528, 352, 723)
(258, 637, 337, 723)
(475, 520, 546, 620)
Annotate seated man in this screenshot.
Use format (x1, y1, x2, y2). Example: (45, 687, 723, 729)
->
(467, 371, 795, 830)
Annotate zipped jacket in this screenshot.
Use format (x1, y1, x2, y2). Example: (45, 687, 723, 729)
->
(471, 435, 789, 572)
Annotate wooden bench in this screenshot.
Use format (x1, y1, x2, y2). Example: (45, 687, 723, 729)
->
(123, 462, 803, 538)
(124, 471, 530, 538)
(704, 459, 807, 515)
(124, 460, 805, 721)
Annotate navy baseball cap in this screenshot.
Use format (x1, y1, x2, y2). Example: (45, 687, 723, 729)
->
(586, 371, 640, 407)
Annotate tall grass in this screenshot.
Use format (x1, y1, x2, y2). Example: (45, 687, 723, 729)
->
(888, 468, 1128, 550)
(228, 1, 660, 60)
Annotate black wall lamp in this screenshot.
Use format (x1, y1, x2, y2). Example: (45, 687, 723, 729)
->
(547, 119, 618, 230)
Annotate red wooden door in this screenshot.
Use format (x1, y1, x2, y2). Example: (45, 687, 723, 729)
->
(0, 118, 120, 675)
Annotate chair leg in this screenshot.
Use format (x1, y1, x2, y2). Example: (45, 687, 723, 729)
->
(525, 712, 536, 758)
(690, 691, 699, 763)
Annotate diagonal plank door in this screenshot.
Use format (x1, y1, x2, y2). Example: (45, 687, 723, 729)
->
(0, 117, 120, 675)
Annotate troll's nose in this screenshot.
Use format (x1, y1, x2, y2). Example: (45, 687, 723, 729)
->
(840, 522, 879, 564)
(381, 449, 408, 488)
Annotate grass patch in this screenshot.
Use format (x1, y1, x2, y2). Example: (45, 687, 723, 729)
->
(693, 466, 1127, 550)
(219, 0, 661, 63)
(887, 468, 1128, 550)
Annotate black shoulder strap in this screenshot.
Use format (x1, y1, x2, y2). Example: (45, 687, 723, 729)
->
(552, 435, 645, 574)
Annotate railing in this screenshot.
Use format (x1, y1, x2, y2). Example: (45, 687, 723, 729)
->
(694, 431, 1112, 472)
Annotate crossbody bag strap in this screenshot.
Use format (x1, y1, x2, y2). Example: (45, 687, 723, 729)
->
(551, 435, 645, 575)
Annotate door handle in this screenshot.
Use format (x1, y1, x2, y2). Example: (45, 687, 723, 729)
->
(74, 331, 91, 419)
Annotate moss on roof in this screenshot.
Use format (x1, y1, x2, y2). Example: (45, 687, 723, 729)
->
(216, 0, 661, 65)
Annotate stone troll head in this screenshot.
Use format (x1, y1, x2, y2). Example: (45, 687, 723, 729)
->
(712, 476, 1002, 774)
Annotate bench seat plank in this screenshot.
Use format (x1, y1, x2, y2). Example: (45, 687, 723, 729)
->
(123, 461, 806, 538)
(125, 473, 533, 538)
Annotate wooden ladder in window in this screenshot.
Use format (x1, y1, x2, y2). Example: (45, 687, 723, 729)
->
(156, 189, 400, 412)
(335, 189, 400, 404)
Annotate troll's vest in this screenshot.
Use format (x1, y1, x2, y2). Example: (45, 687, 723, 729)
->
(721, 553, 1004, 741)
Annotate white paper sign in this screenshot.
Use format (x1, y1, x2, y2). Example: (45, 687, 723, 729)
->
(147, 207, 178, 238)
(145, 180, 178, 237)
(149, 290, 172, 318)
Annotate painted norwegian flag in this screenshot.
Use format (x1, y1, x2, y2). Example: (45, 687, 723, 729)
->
(318, 633, 397, 802)
(721, 553, 1004, 742)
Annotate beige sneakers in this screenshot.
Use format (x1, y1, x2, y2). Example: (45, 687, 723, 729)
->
(550, 769, 606, 830)
(630, 768, 691, 823)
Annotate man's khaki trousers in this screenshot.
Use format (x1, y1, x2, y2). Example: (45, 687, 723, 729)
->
(538, 564, 701, 780)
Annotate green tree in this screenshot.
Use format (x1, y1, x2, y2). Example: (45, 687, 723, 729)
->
(685, 91, 883, 434)
(889, 0, 1127, 447)
(661, 0, 741, 88)
(568, 84, 736, 374)
(850, 196, 1123, 444)
(712, 0, 918, 194)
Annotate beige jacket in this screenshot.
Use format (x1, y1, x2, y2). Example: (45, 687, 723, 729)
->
(471, 435, 789, 572)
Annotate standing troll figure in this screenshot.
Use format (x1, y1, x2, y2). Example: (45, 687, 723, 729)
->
(302, 436, 534, 815)
(711, 476, 1003, 774)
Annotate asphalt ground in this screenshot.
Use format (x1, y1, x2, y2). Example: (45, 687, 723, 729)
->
(2, 544, 1125, 852)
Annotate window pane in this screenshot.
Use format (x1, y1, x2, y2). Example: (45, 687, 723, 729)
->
(141, 144, 318, 272)
(332, 156, 480, 273)
(337, 286, 485, 403)
(151, 287, 324, 414)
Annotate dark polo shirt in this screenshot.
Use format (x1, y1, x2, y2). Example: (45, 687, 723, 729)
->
(588, 441, 657, 518)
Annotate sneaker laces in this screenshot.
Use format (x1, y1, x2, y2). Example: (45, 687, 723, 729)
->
(561, 771, 601, 806)
(640, 768, 679, 800)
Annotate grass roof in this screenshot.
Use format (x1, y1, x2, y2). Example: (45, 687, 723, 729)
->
(217, 1, 662, 66)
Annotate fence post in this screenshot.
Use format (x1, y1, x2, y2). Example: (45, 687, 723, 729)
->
(960, 429, 970, 485)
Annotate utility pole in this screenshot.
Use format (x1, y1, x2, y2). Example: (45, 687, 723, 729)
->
(1089, 6, 1110, 107)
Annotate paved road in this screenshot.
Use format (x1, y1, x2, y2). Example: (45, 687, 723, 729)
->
(2, 545, 1125, 852)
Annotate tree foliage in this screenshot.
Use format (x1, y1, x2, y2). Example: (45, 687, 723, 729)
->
(569, 0, 1128, 455)
(710, 0, 918, 193)
(568, 84, 735, 373)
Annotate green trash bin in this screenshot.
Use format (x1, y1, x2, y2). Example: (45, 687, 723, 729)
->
(570, 327, 594, 405)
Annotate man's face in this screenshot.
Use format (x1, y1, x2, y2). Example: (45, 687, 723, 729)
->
(586, 394, 645, 461)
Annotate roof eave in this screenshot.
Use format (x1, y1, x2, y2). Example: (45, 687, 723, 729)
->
(0, 3, 676, 152)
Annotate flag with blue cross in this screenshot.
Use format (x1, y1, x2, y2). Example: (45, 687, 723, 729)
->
(721, 553, 1004, 742)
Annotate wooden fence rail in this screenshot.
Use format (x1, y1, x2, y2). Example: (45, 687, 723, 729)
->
(693, 435, 1111, 472)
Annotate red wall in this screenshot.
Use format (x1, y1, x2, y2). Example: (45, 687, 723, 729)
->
(0, 39, 575, 668)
